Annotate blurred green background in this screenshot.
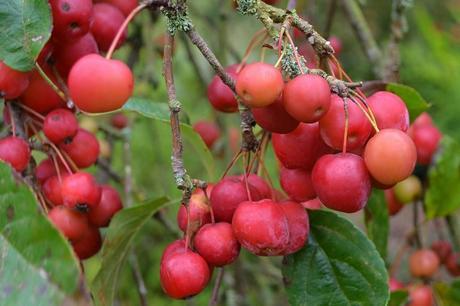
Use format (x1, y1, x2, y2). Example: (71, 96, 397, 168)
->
(82, 0, 460, 305)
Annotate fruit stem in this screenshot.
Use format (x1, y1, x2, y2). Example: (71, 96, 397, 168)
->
(350, 90, 378, 127)
(349, 96, 379, 133)
(35, 63, 67, 102)
(51, 154, 63, 183)
(185, 200, 192, 250)
(15, 102, 46, 121)
(274, 46, 287, 68)
(203, 187, 215, 224)
(240, 28, 268, 68)
(242, 153, 253, 202)
(6, 102, 17, 137)
(220, 150, 242, 180)
(106, 3, 148, 59)
(342, 99, 349, 153)
(47, 142, 74, 175)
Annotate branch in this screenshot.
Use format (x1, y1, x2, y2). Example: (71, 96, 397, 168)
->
(340, 0, 382, 75)
(208, 267, 225, 306)
(185, 28, 259, 152)
(382, 0, 412, 82)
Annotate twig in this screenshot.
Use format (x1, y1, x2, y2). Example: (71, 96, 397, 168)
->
(96, 158, 123, 184)
(413, 201, 423, 248)
(324, 0, 338, 37)
(185, 28, 259, 152)
(208, 267, 225, 306)
(340, 0, 382, 75)
(130, 253, 149, 306)
(445, 215, 460, 252)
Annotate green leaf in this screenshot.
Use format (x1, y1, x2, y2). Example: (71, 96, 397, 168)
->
(123, 98, 215, 179)
(0, 0, 52, 71)
(91, 197, 171, 306)
(386, 83, 430, 122)
(425, 137, 460, 219)
(389, 290, 409, 306)
(434, 279, 460, 305)
(364, 189, 389, 260)
(282, 210, 389, 306)
(0, 162, 80, 305)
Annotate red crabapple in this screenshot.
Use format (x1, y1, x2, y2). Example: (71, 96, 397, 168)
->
(384, 188, 404, 216)
(319, 95, 372, 151)
(207, 64, 239, 113)
(0, 61, 30, 99)
(279, 167, 316, 202)
(72, 226, 102, 260)
(43, 109, 79, 144)
(236, 62, 284, 108)
(176, 198, 211, 233)
(193, 121, 221, 149)
(252, 96, 299, 134)
(61, 172, 102, 209)
(0, 136, 30, 172)
(160, 251, 210, 299)
(408, 285, 433, 306)
(431, 241, 452, 264)
(43, 175, 67, 206)
(48, 206, 89, 241)
(239, 174, 272, 199)
(194, 222, 240, 266)
(367, 91, 409, 132)
(232, 199, 290, 256)
(49, 0, 93, 41)
(94, 0, 138, 16)
(90, 3, 127, 52)
(410, 124, 442, 165)
(59, 128, 100, 168)
(283, 74, 331, 123)
(389, 278, 405, 292)
(312, 153, 371, 213)
(68, 54, 134, 113)
(279, 201, 309, 254)
(88, 185, 123, 227)
(110, 113, 129, 130)
(446, 252, 460, 276)
(364, 129, 417, 186)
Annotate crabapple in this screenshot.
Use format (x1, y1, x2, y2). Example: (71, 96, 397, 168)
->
(0, 61, 30, 99)
(236, 62, 284, 108)
(207, 64, 239, 113)
(364, 129, 417, 186)
(88, 185, 123, 227)
(193, 121, 221, 148)
(68, 54, 134, 113)
(409, 249, 440, 278)
(43, 109, 79, 144)
(367, 91, 409, 132)
(59, 128, 100, 168)
(48, 206, 89, 242)
(90, 3, 126, 52)
(0, 136, 30, 172)
(252, 96, 299, 134)
(312, 153, 371, 213)
(279, 201, 309, 254)
(279, 167, 316, 202)
(61, 172, 102, 209)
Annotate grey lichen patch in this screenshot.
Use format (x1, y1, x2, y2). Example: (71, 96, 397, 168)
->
(162, 5, 193, 35)
(281, 44, 307, 78)
(236, 0, 258, 15)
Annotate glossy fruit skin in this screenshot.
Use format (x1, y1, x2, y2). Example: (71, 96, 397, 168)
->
(393, 175, 422, 204)
(232, 199, 290, 256)
(176, 199, 211, 233)
(283, 74, 331, 123)
(240, 174, 272, 199)
(49, 0, 92, 41)
(408, 285, 433, 306)
(367, 91, 409, 132)
(413, 112, 433, 127)
(410, 124, 442, 165)
(446, 252, 460, 276)
(312, 153, 371, 213)
(110, 113, 129, 129)
(94, 0, 137, 16)
(409, 249, 440, 278)
(20, 68, 65, 114)
(160, 251, 210, 299)
(252, 96, 299, 134)
(161, 239, 186, 263)
(384, 188, 404, 216)
(0, 136, 30, 172)
(88, 185, 123, 227)
(54, 33, 99, 77)
(48, 206, 89, 241)
(320, 95, 372, 151)
(60, 128, 100, 168)
(210, 176, 262, 223)
(90, 3, 126, 52)
(0, 61, 30, 99)
(431, 241, 452, 264)
(236, 62, 284, 108)
(43, 109, 79, 144)
(68, 54, 134, 113)
(72, 226, 102, 260)
(279, 167, 316, 202)
(279, 201, 309, 254)
(364, 129, 417, 186)
(389, 278, 405, 292)
(61, 172, 102, 209)
(43, 175, 66, 206)
(193, 121, 221, 148)
(35, 158, 60, 185)
(272, 122, 330, 170)
(207, 64, 239, 113)
(194, 222, 240, 266)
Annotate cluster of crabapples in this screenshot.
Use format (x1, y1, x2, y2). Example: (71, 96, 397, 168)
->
(389, 240, 460, 306)
(0, 0, 137, 259)
(166, 31, 444, 298)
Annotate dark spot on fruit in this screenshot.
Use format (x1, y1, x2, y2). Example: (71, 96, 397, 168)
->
(63, 136, 73, 144)
(76, 204, 88, 212)
(51, 115, 60, 121)
(70, 22, 79, 29)
(6, 205, 14, 222)
(61, 2, 71, 12)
